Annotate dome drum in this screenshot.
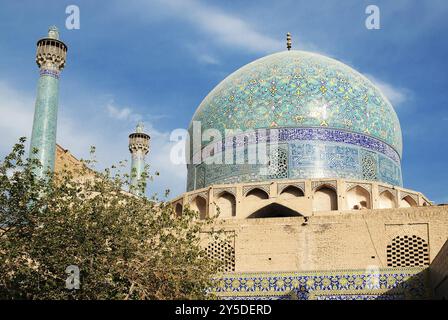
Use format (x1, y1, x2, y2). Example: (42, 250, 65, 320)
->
(187, 127, 402, 191)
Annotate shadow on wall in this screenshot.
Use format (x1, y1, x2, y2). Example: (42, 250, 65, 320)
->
(429, 239, 448, 299)
(211, 268, 432, 300)
(247, 203, 304, 219)
(377, 269, 431, 300)
(279, 271, 429, 300)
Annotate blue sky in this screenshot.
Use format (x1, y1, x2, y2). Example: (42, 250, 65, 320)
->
(0, 0, 447, 202)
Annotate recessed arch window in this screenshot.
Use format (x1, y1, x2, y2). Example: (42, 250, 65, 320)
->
(216, 192, 236, 218)
(175, 203, 183, 217)
(379, 190, 395, 209)
(190, 196, 207, 219)
(313, 186, 338, 212)
(346, 186, 371, 210)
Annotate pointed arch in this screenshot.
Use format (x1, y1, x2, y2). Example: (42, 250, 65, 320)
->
(248, 203, 303, 219)
(279, 185, 304, 198)
(346, 185, 371, 210)
(216, 191, 236, 218)
(190, 196, 207, 219)
(313, 186, 338, 212)
(379, 190, 395, 209)
(400, 195, 417, 208)
(245, 188, 269, 200)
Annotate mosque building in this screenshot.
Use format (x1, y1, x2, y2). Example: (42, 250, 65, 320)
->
(29, 27, 447, 300)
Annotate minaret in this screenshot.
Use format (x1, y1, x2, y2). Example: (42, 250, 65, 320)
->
(29, 26, 67, 179)
(129, 122, 150, 196)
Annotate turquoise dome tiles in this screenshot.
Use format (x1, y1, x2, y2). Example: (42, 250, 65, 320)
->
(29, 71, 60, 179)
(187, 50, 404, 190)
(190, 50, 402, 154)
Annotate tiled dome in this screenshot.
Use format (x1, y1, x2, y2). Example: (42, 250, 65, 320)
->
(187, 51, 403, 191)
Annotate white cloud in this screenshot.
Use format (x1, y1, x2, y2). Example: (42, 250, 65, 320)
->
(107, 104, 131, 120)
(143, 124, 187, 198)
(0, 81, 34, 150)
(364, 74, 411, 107)
(196, 53, 220, 65)
(106, 100, 142, 122)
(0, 81, 103, 160)
(184, 43, 221, 66)
(149, 0, 283, 54)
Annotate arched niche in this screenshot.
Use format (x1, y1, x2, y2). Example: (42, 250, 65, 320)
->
(346, 185, 371, 210)
(400, 195, 418, 208)
(379, 190, 395, 209)
(313, 186, 338, 212)
(190, 196, 207, 219)
(216, 192, 236, 218)
(175, 203, 183, 217)
(248, 203, 303, 219)
(279, 186, 304, 198)
(245, 188, 269, 200)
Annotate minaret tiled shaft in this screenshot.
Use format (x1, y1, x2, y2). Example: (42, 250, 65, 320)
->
(29, 26, 67, 179)
(129, 123, 150, 196)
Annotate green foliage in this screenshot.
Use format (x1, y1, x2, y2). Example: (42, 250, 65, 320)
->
(0, 139, 223, 299)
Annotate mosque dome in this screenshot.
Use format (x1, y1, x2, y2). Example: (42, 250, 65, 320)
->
(187, 50, 403, 191)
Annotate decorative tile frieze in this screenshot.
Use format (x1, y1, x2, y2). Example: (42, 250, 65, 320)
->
(312, 180, 337, 191)
(277, 181, 305, 194)
(188, 190, 209, 203)
(243, 184, 271, 196)
(346, 182, 372, 192)
(400, 191, 419, 203)
(378, 185, 398, 198)
(210, 268, 428, 300)
(39, 68, 60, 79)
(213, 187, 237, 198)
(194, 128, 401, 165)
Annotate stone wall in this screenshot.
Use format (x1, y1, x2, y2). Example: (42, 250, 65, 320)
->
(203, 205, 448, 273)
(429, 239, 448, 299)
(54, 144, 95, 182)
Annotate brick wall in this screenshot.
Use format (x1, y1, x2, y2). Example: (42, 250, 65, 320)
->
(205, 205, 448, 273)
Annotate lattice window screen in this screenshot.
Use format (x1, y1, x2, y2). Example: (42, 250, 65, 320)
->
(205, 235, 235, 273)
(267, 147, 288, 179)
(386, 235, 429, 267)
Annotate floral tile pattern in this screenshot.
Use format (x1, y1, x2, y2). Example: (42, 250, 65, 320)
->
(210, 268, 429, 300)
(187, 51, 403, 190)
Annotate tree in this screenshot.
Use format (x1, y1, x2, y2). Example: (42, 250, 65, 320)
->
(0, 138, 223, 299)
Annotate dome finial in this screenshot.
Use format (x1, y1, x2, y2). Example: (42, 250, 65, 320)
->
(286, 32, 292, 51)
(48, 25, 59, 40)
(136, 121, 145, 133)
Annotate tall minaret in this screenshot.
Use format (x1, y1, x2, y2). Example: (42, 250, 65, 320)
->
(129, 122, 150, 196)
(29, 26, 67, 179)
